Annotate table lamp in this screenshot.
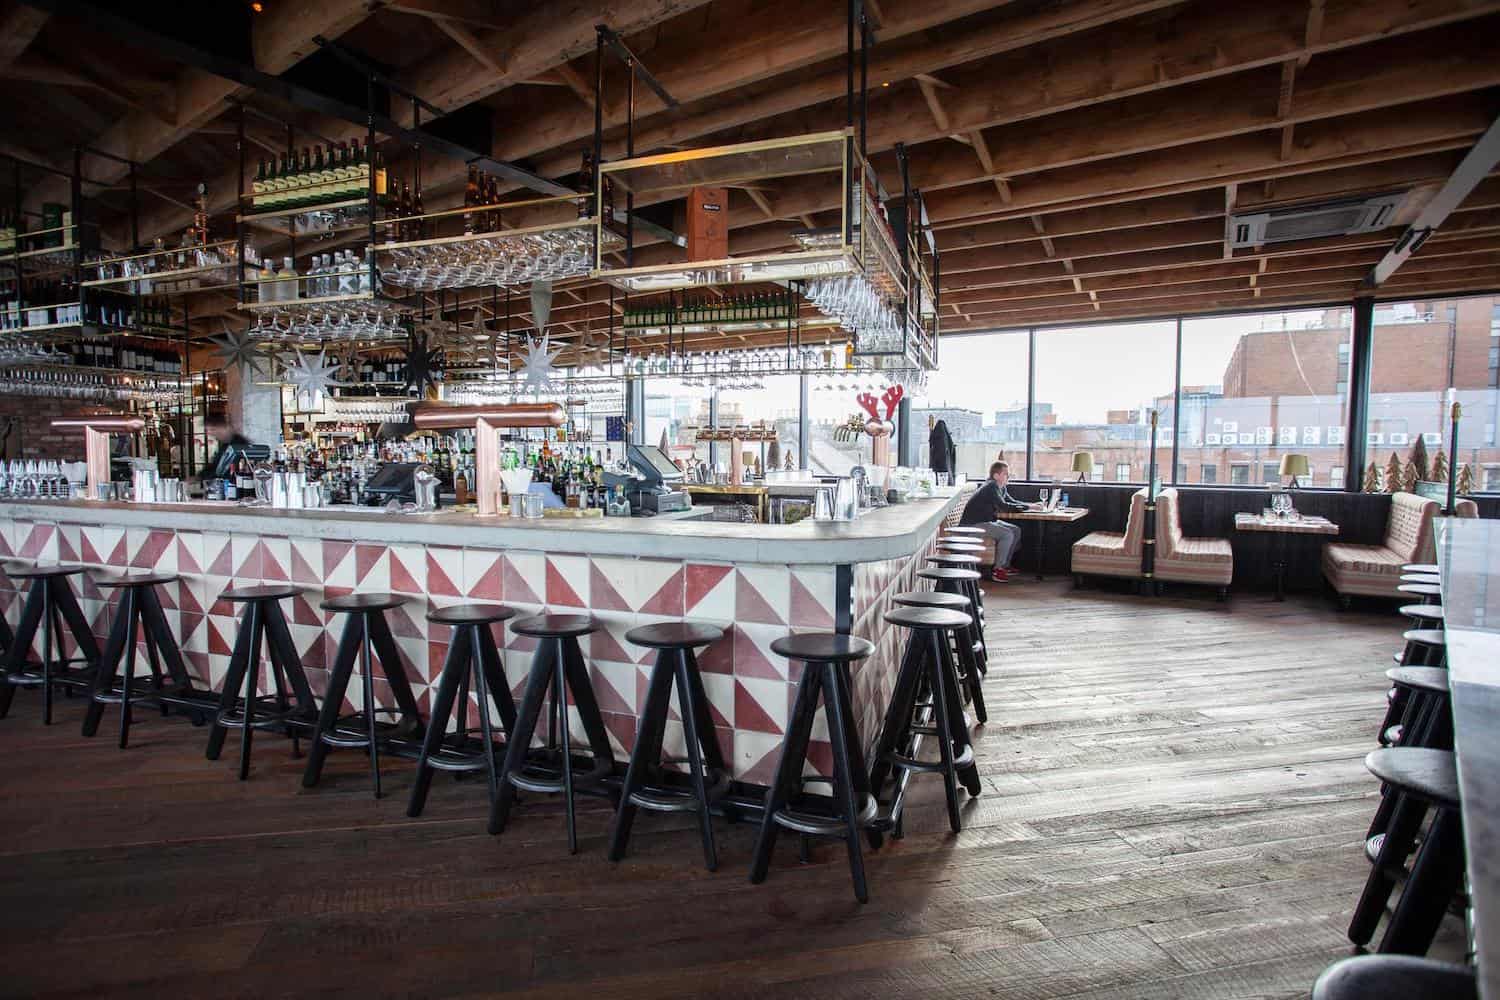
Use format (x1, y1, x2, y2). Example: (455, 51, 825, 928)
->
(1071, 452, 1095, 483)
(1279, 453, 1310, 489)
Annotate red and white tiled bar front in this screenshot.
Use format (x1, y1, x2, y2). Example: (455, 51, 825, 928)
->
(0, 492, 967, 784)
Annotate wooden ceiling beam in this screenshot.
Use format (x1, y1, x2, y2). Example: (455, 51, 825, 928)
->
(432, 18, 507, 78)
(25, 0, 369, 215)
(0, 4, 49, 74)
(525, 0, 1184, 182)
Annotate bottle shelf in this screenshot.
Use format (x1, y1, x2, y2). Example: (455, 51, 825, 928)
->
(238, 198, 380, 238)
(378, 219, 620, 292)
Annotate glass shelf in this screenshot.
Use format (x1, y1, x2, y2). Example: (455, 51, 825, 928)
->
(238, 198, 377, 238)
(238, 292, 411, 342)
(82, 240, 242, 296)
(599, 130, 849, 196)
(378, 220, 623, 291)
(596, 248, 857, 293)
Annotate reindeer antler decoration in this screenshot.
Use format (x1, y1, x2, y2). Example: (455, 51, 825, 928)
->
(881, 384, 904, 421)
(855, 392, 881, 422)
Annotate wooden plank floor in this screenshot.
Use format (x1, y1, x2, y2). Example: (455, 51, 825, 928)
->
(0, 581, 1468, 998)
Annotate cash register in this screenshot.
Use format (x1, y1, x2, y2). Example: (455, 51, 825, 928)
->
(601, 444, 690, 515)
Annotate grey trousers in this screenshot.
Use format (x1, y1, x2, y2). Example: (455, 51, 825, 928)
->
(981, 520, 1022, 568)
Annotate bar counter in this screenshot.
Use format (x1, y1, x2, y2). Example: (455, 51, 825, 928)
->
(1436, 516, 1500, 998)
(0, 490, 968, 784)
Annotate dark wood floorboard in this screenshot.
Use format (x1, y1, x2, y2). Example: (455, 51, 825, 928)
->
(0, 581, 1469, 998)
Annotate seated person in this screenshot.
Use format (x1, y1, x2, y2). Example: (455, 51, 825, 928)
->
(959, 460, 1040, 582)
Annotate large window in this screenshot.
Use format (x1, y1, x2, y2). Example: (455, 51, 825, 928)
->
(1033, 320, 1176, 483)
(1368, 294, 1500, 491)
(1176, 307, 1353, 488)
(907, 330, 1028, 480)
(806, 371, 902, 477)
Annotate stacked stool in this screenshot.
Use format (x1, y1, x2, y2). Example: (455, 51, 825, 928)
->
(868, 604, 981, 836)
(749, 632, 880, 902)
(490, 614, 615, 854)
(83, 571, 204, 747)
(1312, 955, 1476, 1000)
(205, 584, 316, 780)
(1348, 747, 1466, 954)
(408, 603, 518, 819)
(302, 592, 425, 799)
(917, 565, 988, 676)
(891, 590, 985, 723)
(609, 622, 727, 871)
(0, 563, 100, 724)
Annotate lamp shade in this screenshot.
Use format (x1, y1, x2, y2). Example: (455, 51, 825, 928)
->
(1279, 453, 1311, 478)
(1071, 452, 1095, 474)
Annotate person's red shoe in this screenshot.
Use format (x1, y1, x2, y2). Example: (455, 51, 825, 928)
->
(990, 567, 1009, 583)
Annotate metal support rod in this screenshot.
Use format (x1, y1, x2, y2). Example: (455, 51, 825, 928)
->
(594, 25, 678, 109)
(236, 105, 246, 305)
(1170, 317, 1182, 484)
(798, 373, 810, 471)
(367, 75, 378, 305)
(1025, 327, 1036, 480)
(625, 61, 635, 267)
(128, 161, 139, 250)
(1345, 295, 1374, 491)
(858, 7, 869, 164)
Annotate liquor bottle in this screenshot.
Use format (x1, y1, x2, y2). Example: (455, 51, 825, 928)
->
(252, 159, 269, 205)
(411, 184, 424, 239)
(372, 149, 387, 199)
(464, 166, 478, 234)
(577, 149, 595, 220)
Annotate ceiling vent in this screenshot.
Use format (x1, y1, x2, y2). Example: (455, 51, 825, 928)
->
(1229, 192, 1405, 248)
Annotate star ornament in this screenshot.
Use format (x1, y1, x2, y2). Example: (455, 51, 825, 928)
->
(403, 332, 445, 397)
(519, 334, 561, 394)
(208, 326, 270, 379)
(280, 349, 344, 411)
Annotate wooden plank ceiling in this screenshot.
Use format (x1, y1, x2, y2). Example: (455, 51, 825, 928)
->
(6, 0, 1500, 345)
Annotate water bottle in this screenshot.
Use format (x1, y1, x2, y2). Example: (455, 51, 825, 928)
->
(1060, 491, 1069, 509)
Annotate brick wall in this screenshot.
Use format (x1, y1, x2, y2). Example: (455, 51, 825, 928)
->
(0, 395, 115, 461)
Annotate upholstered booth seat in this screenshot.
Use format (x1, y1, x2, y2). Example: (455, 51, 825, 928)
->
(1071, 488, 1146, 582)
(1322, 491, 1438, 601)
(1154, 488, 1233, 589)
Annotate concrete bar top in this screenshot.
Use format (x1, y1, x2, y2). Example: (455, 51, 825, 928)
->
(0, 490, 967, 565)
(1436, 516, 1500, 998)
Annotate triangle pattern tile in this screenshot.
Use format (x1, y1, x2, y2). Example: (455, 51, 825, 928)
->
(789, 571, 835, 629)
(203, 534, 233, 577)
(734, 677, 786, 735)
(289, 541, 321, 586)
(463, 549, 503, 601)
(232, 536, 262, 579)
(589, 560, 631, 612)
(733, 732, 783, 785)
(638, 563, 684, 617)
(176, 533, 203, 575)
(545, 555, 588, 608)
(322, 540, 354, 586)
(388, 545, 425, 595)
(735, 568, 786, 625)
(260, 537, 290, 582)
(355, 544, 389, 589)
(733, 623, 787, 681)
(589, 661, 637, 716)
(503, 552, 543, 606)
(426, 547, 462, 598)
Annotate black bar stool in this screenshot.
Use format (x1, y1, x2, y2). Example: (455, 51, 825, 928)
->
(83, 571, 201, 747)
(1398, 582, 1442, 605)
(0, 563, 99, 724)
(917, 566, 988, 676)
(1349, 748, 1466, 955)
(891, 590, 986, 723)
(408, 603, 518, 819)
(1400, 604, 1444, 629)
(1397, 628, 1445, 667)
(489, 614, 616, 854)
(943, 525, 985, 536)
(1312, 955, 1476, 1000)
(205, 584, 316, 781)
(749, 632, 879, 903)
(868, 605, 980, 836)
(609, 622, 728, 871)
(1375, 666, 1451, 752)
(302, 592, 426, 799)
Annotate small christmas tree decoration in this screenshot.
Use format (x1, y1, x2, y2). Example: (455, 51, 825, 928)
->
(1401, 459, 1418, 493)
(1385, 451, 1403, 494)
(1409, 435, 1430, 482)
(1431, 450, 1449, 484)
(1458, 463, 1475, 495)
(1362, 462, 1381, 493)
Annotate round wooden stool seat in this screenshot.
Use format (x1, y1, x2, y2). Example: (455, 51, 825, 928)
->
(1401, 573, 1441, 585)
(220, 583, 303, 602)
(769, 632, 874, 663)
(944, 524, 985, 533)
(1402, 628, 1445, 648)
(917, 566, 982, 583)
(625, 621, 724, 649)
(1385, 666, 1449, 695)
(884, 606, 972, 631)
(6, 562, 83, 579)
(1402, 563, 1440, 575)
(892, 591, 969, 610)
(1398, 583, 1441, 598)
(427, 603, 517, 626)
(510, 613, 598, 638)
(320, 592, 408, 613)
(95, 571, 179, 588)
(1312, 955, 1476, 1000)
(928, 552, 982, 566)
(1400, 604, 1444, 622)
(1364, 748, 1459, 808)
